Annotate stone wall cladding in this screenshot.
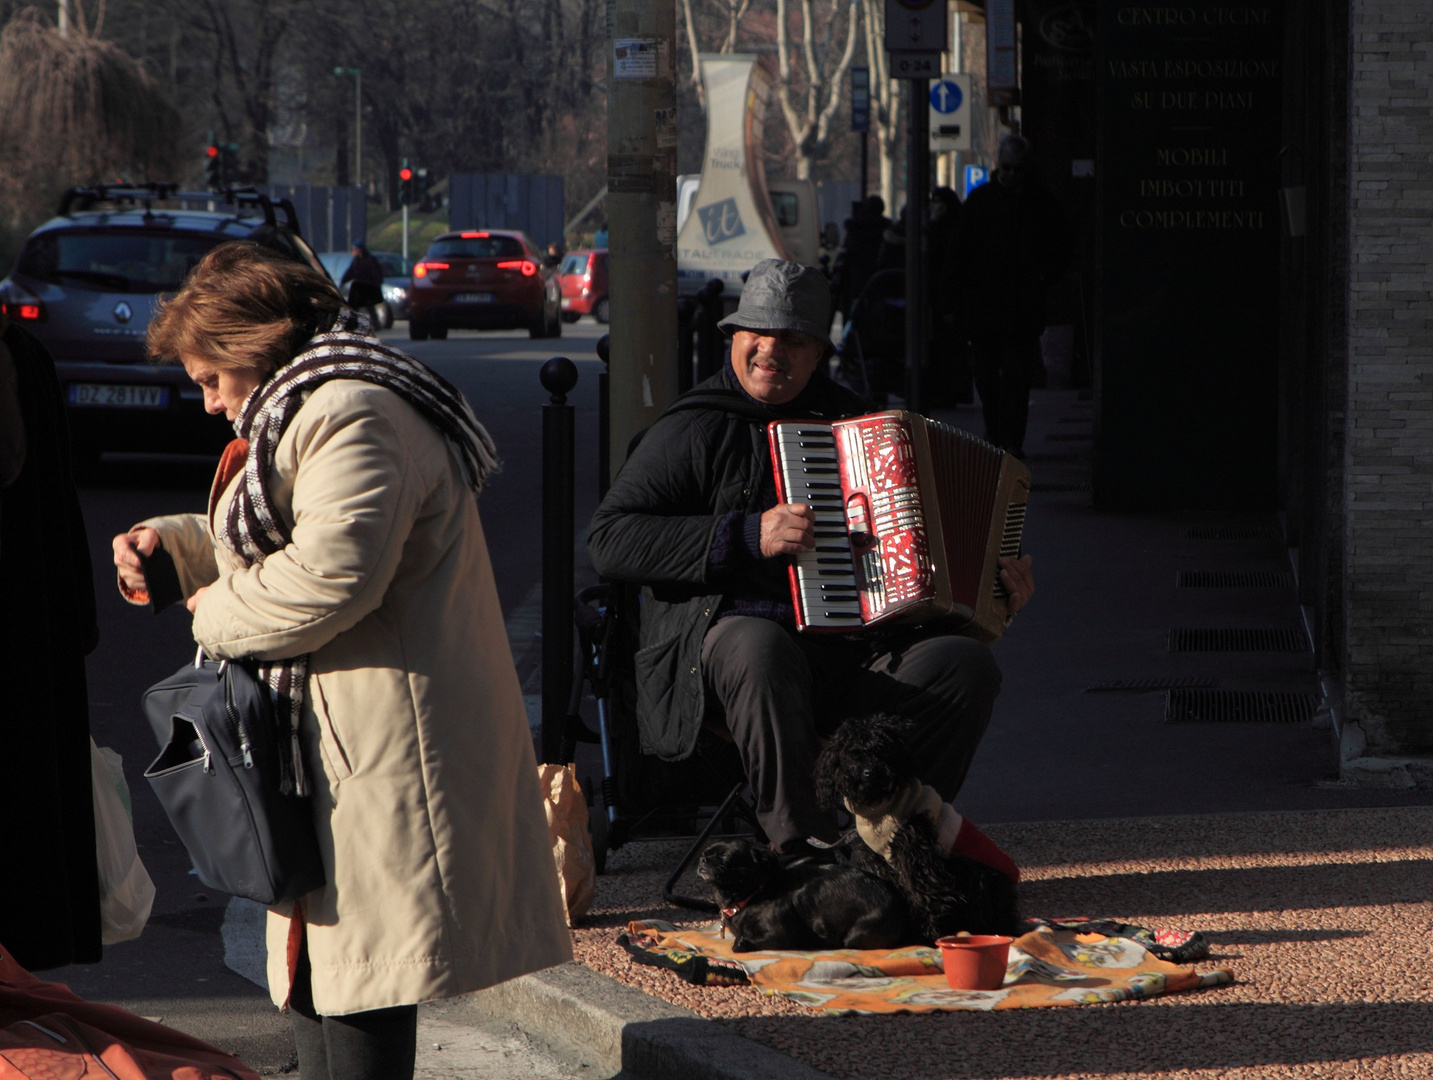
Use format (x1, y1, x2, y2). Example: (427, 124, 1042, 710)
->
(1345, 1, 1433, 754)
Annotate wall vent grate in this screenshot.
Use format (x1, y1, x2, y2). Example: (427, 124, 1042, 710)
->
(1185, 526, 1282, 541)
(1031, 481, 1091, 493)
(1165, 689, 1317, 724)
(1177, 570, 1295, 589)
(1167, 628, 1309, 652)
(1086, 677, 1217, 693)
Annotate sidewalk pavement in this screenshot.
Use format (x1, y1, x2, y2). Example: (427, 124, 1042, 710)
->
(457, 386, 1433, 1080)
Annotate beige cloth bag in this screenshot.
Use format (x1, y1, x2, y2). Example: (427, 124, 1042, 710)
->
(537, 763, 596, 926)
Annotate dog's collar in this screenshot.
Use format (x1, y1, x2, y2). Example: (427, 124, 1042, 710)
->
(720, 890, 759, 920)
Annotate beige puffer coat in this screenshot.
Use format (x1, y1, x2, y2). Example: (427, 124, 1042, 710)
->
(131, 379, 572, 1015)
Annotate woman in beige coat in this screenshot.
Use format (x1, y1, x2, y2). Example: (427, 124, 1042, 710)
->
(111, 243, 571, 1080)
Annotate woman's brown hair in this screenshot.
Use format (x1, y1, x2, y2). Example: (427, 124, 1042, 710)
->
(147, 242, 345, 374)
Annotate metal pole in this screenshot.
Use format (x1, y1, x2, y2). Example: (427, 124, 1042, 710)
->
(596, 335, 611, 499)
(905, 79, 930, 414)
(676, 298, 696, 395)
(402, 204, 409, 262)
(540, 357, 578, 764)
(354, 70, 362, 194)
(861, 131, 869, 203)
(606, 0, 678, 482)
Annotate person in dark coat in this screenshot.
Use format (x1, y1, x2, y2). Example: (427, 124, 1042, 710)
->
(957, 134, 1071, 458)
(587, 259, 1035, 857)
(927, 186, 973, 406)
(340, 239, 386, 324)
(0, 317, 102, 970)
(831, 196, 890, 321)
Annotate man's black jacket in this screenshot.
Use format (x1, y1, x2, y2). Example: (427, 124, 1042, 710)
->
(587, 364, 867, 761)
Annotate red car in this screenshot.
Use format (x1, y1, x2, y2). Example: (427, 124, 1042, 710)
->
(558, 248, 609, 324)
(408, 229, 562, 340)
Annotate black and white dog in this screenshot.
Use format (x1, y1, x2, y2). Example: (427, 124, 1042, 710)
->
(814, 713, 1022, 943)
(696, 837, 913, 953)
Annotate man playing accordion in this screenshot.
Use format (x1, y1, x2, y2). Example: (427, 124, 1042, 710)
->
(588, 259, 1035, 859)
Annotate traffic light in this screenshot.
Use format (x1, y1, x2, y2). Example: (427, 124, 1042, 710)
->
(221, 143, 240, 185)
(205, 142, 222, 189)
(399, 159, 414, 205)
(416, 168, 433, 211)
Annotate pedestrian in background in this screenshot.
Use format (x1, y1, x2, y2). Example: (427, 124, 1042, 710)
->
(111, 243, 571, 1080)
(0, 315, 102, 972)
(340, 238, 385, 324)
(957, 134, 1071, 458)
(926, 186, 972, 406)
(831, 195, 889, 322)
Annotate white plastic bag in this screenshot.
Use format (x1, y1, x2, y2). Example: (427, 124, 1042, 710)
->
(90, 738, 156, 944)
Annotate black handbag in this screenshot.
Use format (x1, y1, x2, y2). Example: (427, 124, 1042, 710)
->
(141, 649, 325, 905)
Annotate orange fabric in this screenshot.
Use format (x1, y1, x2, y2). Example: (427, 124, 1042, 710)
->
(208, 439, 249, 527)
(279, 900, 305, 1012)
(621, 920, 1234, 1015)
(0, 944, 259, 1078)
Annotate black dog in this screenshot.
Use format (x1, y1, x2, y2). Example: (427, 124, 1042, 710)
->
(696, 837, 913, 953)
(814, 713, 1021, 943)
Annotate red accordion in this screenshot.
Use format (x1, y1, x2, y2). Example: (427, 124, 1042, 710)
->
(768, 411, 1031, 641)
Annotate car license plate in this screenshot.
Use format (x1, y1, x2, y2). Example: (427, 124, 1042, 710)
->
(454, 292, 494, 303)
(68, 384, 169, 408)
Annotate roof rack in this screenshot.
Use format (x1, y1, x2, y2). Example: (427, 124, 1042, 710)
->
(57, 184, 305, 239)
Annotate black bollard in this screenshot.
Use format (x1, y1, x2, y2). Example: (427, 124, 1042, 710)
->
(676, 297, 697, 394)
(695, 277, 726, 382)
(596, 333, 611, 499)
(540, 356, 578, 764)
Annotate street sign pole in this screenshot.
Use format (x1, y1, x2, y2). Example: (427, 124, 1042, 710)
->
(851, 66, 870, 204)
(884, 0, 945, 415)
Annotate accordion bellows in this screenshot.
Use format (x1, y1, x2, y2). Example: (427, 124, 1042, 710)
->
(770, 412, 1031, 642)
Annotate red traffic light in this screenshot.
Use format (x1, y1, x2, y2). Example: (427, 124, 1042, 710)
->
(399, 167, 413, 181)
(206, 145, 220, 158)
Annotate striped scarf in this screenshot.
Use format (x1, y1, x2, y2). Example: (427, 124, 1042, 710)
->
(217, 311, 499, 795)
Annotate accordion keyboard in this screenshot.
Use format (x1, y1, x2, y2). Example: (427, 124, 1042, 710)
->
(771, 425, 863, 628)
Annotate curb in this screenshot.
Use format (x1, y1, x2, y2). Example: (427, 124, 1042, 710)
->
(463, 963, 839, 1080)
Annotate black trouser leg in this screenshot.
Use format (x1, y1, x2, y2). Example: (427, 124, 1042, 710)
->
(289, 939, 417, 1080)
(862, 634, 1002, 801)
(702, 616, 837, 851)
(289, 941, 328, 1079)
(702, 618, 1003, 850)
(971, 334, 1037, 456)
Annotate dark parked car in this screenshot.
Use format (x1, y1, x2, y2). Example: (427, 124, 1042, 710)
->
(0, 183, 328, 461)
(407, 230, 561, 341)
(558, 249, 609, 323)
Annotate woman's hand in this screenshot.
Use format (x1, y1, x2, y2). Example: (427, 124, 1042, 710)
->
(999, 553, 1035, 615)
(186, 585, 209, 614)
(112, 527, 160, 592)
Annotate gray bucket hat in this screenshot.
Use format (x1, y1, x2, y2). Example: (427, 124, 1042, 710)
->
(717, 258, 832, 342)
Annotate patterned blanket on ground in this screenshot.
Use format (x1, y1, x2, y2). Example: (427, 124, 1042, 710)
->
(617, 917, 1233, 1015)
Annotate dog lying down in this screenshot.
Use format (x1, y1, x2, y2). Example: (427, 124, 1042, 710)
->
(814, 713, 1023, 943)
(696, 838, 913, 953)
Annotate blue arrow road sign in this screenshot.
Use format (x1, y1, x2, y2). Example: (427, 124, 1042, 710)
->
(930, 80, 963, 114)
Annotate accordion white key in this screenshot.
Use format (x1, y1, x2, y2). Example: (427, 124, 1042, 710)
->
(769, 411, 1031, 641)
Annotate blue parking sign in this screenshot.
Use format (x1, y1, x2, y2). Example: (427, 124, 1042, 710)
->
(964, 165, 989, 198)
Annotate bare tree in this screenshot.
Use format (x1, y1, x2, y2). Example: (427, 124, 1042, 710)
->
(859, 0, 900, 210)
(0, 6, 178, 180)
(772, 0, 860, 180)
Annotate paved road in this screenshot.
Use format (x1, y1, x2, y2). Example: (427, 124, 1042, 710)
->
(63, 319, 610, 1075)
